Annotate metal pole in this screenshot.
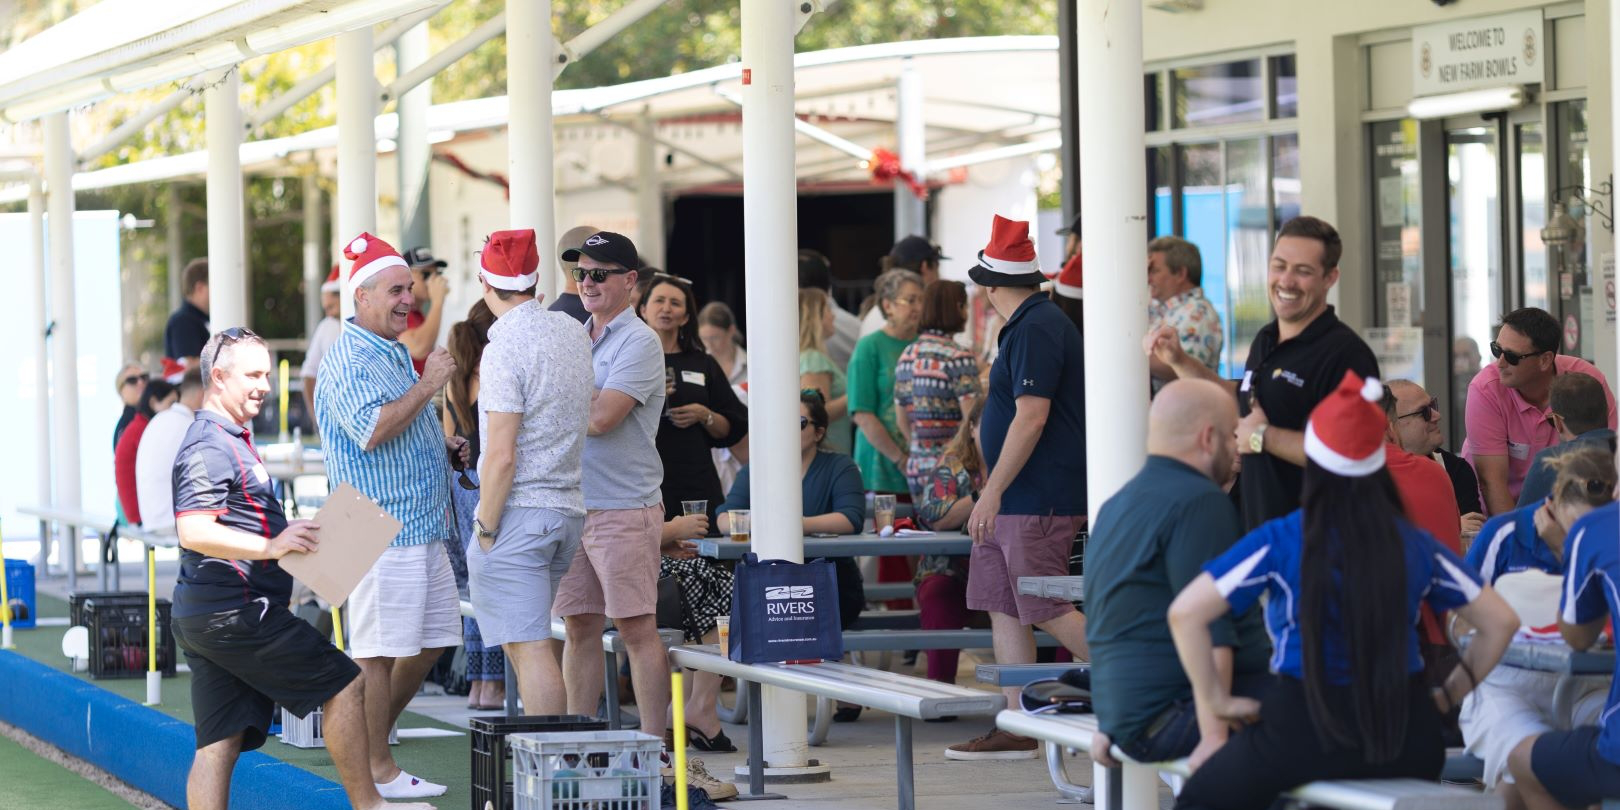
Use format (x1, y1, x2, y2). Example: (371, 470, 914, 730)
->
(893, 58, 926, 237)
(507, 0, 557, 302)
(395, 21, 433, 250)
(1057, 0, 1081, 225)
(302, 174, 323, 340)
(77, 90, 188, 167)
(337, 28, 378, 319)
(1078, 0, 1149, 520)
(205, 67, 246, 330)
(44, 112, 82, 592)
(28, 172, 51, 572)
(635, 113, 664, 267)
(1613, 0, 1620, 382)
(384, 11, 506, 104)
(741, 0, 810, 772)
(895, 717, 915, 810)
(166, 184, 183, 313)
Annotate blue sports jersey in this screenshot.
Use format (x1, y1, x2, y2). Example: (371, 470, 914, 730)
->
(1204, 510, 1483, 682)
(1466, 500, 1565, 584)
(1558, 502, 1620, 765)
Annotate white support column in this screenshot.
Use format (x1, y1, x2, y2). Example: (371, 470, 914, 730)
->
(1077, 0, 1148, 521)
(893, 58, 926, 237)
(205, 67, 246, 330)
(166, 184, 183, 312)
(741, 0, 817, 778)
(303, 173, 324, 337)
(636, 113, 664, 267)
(43, 112, 82, 586)
(337, 28, 378, 318)
(395, 21, 433, 249)
(507, 0, 557, 302)
(28, 171, 51, 569)
(1613, 0, 1620, 379)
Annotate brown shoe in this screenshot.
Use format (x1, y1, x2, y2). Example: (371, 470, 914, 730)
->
(944, 728, 1039, 761)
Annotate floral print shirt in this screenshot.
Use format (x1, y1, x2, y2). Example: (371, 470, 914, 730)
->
(1149, 287, 1223, 371)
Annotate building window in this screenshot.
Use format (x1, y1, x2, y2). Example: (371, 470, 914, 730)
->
(1171, 59, 1264, 128)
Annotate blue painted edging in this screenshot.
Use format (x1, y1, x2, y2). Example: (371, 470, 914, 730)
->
(0, 651, 347, 810)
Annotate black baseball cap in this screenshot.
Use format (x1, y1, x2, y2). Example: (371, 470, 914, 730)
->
(561, 230, 641, 271)
(402, 246, 448, 268)
(889, 235, 948, 265)
(1055, 213, 1082, 236)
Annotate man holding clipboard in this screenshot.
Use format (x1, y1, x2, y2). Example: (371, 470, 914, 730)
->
(169, 329, 432, 810)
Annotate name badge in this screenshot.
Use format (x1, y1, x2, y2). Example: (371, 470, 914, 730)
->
(681, 370, 706, 386)
(1508, 442, 1530, 461)
(251, 463, 269, 484)
(1239, 370, 1253, 392)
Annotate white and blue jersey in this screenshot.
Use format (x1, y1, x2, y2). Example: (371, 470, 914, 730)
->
(1204, 510, 1484, 683)
(1558, 502, 1620, 765)
(1466, 500, 1565, 584)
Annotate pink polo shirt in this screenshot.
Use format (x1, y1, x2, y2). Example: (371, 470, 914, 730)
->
(1461, 355, 1617, 499)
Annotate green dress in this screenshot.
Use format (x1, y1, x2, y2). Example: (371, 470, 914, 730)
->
(800, 348, 852, 454)
(846, 330, 915, 493)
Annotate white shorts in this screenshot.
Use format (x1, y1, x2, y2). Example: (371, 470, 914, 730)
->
(1459, 664, 1608, 786)
(347, 541, 462, 659)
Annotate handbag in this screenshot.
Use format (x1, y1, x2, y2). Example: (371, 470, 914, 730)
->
(728, 553, 843, 663)
(655, 574, 685, 632)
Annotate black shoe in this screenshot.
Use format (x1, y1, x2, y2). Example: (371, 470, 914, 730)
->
(687, 725, 737, 753)
(662, 781, 722, 809)
(833, 703, 863, 723)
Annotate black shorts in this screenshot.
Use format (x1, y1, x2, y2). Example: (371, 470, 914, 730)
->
(172, 601, 361, 751)
(1531, 725, 1620, 807)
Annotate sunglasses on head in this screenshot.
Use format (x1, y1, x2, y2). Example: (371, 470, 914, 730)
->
(1396, 397, 1440, 421)
(122, 372, 150, 388)
(208, 327, 259, 371)
(570, 266, 633, 284)
(1489, 341, 1550, 366)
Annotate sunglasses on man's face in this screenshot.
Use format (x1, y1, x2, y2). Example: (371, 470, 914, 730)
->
(1490, 341, 1549, 366)
(570, 266, 633, 284)
(1396, 397, 1440, 421)
(122, 373, 150, 388)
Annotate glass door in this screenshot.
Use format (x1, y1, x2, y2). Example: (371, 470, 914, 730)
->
(1445, 119, 1503, 451)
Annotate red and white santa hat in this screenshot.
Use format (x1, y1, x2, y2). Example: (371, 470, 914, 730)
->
(342, 232, 409, 289)
(319, 264, 341, 293)
(1304, 370, 1388, 477)
(1051, 252, 1083, 300)
(160, 357, 186, 384)
(480, 229, 540, 291)
(967, 215, 1047, 288)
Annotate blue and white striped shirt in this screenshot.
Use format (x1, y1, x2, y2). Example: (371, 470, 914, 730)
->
(315, 319, 450, 547)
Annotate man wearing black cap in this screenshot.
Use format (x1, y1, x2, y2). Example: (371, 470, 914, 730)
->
(860, 235, 945, 337)
(399, 246, 450, 375)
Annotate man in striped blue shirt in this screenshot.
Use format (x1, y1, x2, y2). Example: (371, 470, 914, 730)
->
(315, 233, 467, 800)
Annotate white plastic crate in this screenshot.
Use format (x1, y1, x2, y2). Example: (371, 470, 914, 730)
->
(278, 706, 398, 748)
(511, 730, 660, 810)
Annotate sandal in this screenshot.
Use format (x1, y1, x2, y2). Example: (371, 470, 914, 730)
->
(686, 725, 737, 753)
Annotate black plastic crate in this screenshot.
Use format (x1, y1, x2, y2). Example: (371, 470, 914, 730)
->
(86, 596, 176, 680)
(470, 714, 606, 810)
(69, 591, 147, 628)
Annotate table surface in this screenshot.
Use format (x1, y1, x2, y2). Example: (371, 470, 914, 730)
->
(695, 532, 972, 560)
(1018, 575, 1084, 601)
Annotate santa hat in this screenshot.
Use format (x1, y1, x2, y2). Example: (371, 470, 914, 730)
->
(967, 215, 1046, 288)
(1304, 371, 1388, 477)
(480, 229, 540, 291)
(342, 232, 408, 290)
(1051, 252, 1083, 300)
(319, 264, 341, 293)
(160, 357, 186, 384)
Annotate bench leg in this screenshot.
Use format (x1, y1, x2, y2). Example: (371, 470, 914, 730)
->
(1043, 742, 1093, 805)
(809, 696, 832, 746)
(718, 678, 750, 724)
(603, 649, 621, 730)
(503, 665, 519, 716)
(896, 716, 915, 810)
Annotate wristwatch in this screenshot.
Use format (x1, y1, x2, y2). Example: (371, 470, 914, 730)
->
(1249, 423, 1268, 454)
(474, 518, 497, 541)
(704, 411, 715, 427)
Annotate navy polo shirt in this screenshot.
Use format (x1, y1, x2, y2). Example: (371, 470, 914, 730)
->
(982, 293, 1086, 516)
(1238, 306, 1379, 529)
(164, 300, 210, 360)
(1466, 501, 1564, 584)
(170, 409, 292, 618)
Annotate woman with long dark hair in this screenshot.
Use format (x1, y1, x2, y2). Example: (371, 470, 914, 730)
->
(1167, 372, 1519, 809)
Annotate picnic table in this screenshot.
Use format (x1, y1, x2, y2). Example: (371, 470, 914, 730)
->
(1018, 575, 1084, 601)
(1458, 636, 1615, 727)
(694, 531, 972, 560)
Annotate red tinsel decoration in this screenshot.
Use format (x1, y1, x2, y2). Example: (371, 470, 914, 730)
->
(867, 147, 928, 200)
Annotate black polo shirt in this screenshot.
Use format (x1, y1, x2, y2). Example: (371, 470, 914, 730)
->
(165, 300, 210, 360)
(170, 409, 292, 618)
(1238, 305, 1379, 529)
(982, 293, 1087, 516)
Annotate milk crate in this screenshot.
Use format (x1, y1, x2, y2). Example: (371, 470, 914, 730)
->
(86, 596, 176, 679)
(471, 715, 607, 810)
(278, 705, 398, 749)
(511, 730, 660, 810)
(69, 591, 146, 628)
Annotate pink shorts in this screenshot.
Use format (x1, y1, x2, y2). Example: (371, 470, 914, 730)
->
(553, 504, 664, 620)
(965, 513, 1083, 626)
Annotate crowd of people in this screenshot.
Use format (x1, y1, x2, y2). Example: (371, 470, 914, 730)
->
(102, 204, 1620, 810)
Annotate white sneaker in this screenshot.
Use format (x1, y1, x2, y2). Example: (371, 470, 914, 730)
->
(375, 770, 447, 798)
(686, 758, 739, 801)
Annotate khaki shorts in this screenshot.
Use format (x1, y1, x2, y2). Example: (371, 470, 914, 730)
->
(553, 504, 664, 619)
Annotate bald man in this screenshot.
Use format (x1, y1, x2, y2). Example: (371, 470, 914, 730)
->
(548, 225, 602, 324)
(1083, 380, 1272, 769)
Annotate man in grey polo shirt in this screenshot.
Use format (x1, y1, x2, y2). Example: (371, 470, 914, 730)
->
(468, 229, 593, 715)
(550, 231, 670, 739)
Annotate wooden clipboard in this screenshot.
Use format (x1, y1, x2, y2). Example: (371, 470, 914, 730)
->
(278, 482, 402, 607)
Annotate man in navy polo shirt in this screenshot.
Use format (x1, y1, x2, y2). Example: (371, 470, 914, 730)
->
(170, 328, 433, 810)
(947, 216, 1089, 761)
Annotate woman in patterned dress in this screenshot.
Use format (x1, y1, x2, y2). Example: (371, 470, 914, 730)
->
(894, 280, 980, 501)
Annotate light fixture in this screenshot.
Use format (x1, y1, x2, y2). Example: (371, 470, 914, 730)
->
(1540, 202, 1579, 249)
(1406, 86, 1526, 120)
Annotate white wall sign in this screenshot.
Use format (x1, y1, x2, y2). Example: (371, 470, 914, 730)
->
(1411, 10, 1544, 97)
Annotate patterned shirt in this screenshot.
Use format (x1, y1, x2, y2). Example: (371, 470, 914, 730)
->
(480, 300, 593, 517)
(1149, 287, 1223, 371)
(893, 331, 979, 497)
(315, 319, 451, 546)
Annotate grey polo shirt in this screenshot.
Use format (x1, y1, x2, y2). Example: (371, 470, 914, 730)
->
(583, 306, 666, 510)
